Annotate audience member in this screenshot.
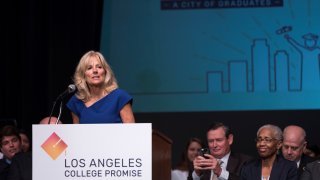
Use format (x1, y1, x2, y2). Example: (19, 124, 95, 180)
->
(240, 124, 297, 180)
(304, 144, 320, 159)
(300, 160, 320, 180)
(282, 125, 315, 177)
(193, 122, 252, 180)
(0, 125, 21, 180)
(6, 116, 61, 180)
(172, 137, 203, 180)
(19, 130, 30, 152)
(66, 50, 135, 124)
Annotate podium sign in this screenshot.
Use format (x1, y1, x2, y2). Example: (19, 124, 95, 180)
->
(32, 123, 152, 180)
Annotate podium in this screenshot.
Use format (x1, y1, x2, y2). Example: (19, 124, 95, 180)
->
(33, 124, 152, 180)
(152, 129, 172, 180)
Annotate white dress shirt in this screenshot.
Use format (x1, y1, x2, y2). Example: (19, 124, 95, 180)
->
(193, 152, 231, 180)
(171, 169, 188, 180)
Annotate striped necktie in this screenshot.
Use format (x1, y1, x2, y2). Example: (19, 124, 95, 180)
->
(211, 160, 223, 180)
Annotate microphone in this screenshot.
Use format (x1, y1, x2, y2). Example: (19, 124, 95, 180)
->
(57, 84, 77, 100)
(47, 84, 77, 124)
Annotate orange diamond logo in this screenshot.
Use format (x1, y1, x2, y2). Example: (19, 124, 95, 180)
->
(41, 132, 68, 160)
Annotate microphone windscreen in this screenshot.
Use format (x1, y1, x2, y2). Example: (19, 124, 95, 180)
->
(68, 84, 77, 93)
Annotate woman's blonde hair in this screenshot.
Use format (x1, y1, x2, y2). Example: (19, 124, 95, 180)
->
(73, 50, 118, 102)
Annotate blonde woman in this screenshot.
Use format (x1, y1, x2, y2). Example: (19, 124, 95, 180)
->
(66, 50, 135, 124)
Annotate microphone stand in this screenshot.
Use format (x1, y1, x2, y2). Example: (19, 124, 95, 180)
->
(47, 84, 76, 124)
(57, 101, 63, 123)
(47, 96, 63, 124)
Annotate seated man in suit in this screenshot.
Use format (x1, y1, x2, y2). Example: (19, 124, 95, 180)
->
(0, 125, 22, 180)
(193, 122, 252, 180)
(281, 125, 315, 177)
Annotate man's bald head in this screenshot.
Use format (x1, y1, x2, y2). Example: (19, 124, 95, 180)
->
(283, 125, 306, 142)
(282, 125, 306, 162)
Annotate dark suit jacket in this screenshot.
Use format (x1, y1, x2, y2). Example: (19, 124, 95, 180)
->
(7, 152, 32, 180)
(300, 160, 320, 180)
(200, 152, 253, 180)
(298, 155, 316, 178)
(240, 155, 298, 180)
(0, 158, 10, 180)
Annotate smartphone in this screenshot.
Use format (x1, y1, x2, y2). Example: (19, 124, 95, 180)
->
(198, 148, 210, 158)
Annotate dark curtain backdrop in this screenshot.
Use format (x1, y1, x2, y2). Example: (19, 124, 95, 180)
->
(2, 0, 104, 134)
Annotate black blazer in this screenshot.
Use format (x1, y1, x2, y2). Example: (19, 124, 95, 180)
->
(200, 152, 253, 180)
(7, 152, 32, 180)
(0, 158, 10, 180)
(240, 155, 298, 180)
(300, 160, 320, 180)
(298, 155, 316, 178)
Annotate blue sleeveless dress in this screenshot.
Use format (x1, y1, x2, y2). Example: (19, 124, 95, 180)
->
(66, 89, 132, 123)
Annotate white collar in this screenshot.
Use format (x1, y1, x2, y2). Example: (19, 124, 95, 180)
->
(219, 151, 231, 166)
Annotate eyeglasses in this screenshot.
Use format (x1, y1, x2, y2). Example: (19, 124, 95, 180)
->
(255, 137, 278, 143)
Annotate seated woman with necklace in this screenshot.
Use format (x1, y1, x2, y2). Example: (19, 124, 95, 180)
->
(240, 124, 298, 180)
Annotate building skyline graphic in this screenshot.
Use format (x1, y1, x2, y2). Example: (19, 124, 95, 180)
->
(130, 35, 320, 96)
(208, 35, 320, 93)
